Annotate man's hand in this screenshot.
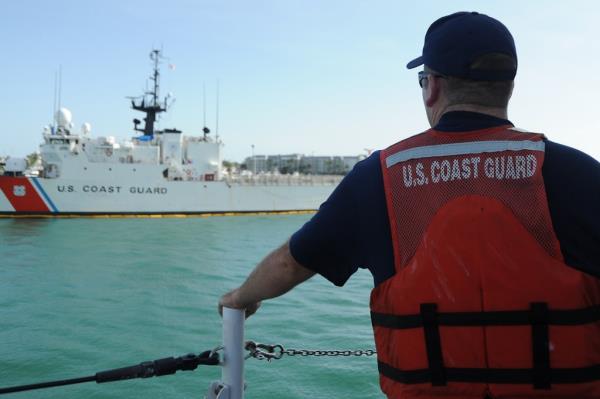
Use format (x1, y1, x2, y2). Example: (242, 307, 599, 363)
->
(218, 289, 261, 319)
(217, 240, 315, 320)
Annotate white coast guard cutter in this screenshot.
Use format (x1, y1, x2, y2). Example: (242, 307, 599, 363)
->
(0, 51, 341, 217)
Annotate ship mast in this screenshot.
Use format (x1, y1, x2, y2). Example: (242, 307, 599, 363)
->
(130, 49, 168, 136)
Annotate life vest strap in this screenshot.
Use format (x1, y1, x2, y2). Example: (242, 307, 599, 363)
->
(420, 303, 446, 386)
(374, 302, 600, 389)
(371, 304, 600, 329)
(378, 361, 600, 385)
(530, 302, 551, 389)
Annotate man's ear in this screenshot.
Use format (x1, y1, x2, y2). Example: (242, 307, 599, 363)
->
(507, 80, 514, 101)
(425, 76, 442, 107)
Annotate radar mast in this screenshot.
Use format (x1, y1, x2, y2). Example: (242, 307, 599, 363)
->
(130, 49, 170, 136)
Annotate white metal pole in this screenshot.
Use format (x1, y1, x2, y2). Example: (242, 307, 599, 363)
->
(222, 307, 245, 399)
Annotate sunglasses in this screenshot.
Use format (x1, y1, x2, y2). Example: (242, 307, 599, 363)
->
(418, 71, 446, 88)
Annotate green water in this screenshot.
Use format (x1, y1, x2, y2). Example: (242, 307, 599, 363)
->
(0, 216, 381, 398)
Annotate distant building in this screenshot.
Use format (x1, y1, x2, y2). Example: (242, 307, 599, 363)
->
(245, 155, 267, 174)
(243, 154, 365, 175)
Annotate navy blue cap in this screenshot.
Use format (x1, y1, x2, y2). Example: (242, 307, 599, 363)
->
(407, 12, 517, 81)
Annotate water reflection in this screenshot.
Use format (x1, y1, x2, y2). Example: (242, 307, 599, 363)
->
(0, 219, 54, 244)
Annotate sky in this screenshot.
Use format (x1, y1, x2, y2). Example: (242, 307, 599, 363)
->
(1, 0, 599, 162)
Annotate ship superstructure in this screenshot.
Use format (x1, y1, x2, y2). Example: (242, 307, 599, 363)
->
(0, 50, 342, 216)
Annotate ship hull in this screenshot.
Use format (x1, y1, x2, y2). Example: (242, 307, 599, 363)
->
(0, 176, 335, 217)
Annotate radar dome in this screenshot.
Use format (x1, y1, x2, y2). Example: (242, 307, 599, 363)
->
(56, 108, 73, 128)
(81, 123, 92, 135)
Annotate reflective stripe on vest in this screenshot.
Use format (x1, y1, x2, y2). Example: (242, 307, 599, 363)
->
(385, 140, 545, 168)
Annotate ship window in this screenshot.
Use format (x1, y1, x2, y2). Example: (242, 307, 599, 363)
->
(84, 167, 87, 170)
(109, 168, 112, 171)
(133, 168, 136, 172)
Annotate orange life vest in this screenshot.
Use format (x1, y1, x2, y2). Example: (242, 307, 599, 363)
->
(371, 126, 600, 398)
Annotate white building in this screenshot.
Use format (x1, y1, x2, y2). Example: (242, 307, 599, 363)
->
(243, 154, 365, 175)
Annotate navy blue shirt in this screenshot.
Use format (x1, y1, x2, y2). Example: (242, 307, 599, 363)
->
(290, 112, 600, 287)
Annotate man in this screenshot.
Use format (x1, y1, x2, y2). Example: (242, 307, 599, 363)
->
(219, 12, 600, 398)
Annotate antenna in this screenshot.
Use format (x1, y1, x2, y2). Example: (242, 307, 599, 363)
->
(203, 82, 207, 128)
(215, 79, 220, 140)
(58, 65, 62, 113)
(53, 70, 58, 128)
(149, 49, 160, 107)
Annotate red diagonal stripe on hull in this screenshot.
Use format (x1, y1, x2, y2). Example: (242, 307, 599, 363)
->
(0, 177, 49, 212)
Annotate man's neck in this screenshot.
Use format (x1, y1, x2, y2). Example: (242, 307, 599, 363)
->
(434, 110, 513, 132)
(442, 104, 508, 120)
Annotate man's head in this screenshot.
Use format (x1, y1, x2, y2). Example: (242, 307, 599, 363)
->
(407, 12, 517, 126)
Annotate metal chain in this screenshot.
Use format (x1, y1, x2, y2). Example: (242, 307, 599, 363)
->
(283, 348, 376, 357)
(244, 341, 375, 362)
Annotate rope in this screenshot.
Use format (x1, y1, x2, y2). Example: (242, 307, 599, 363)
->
(0, 376, 96, 395)
(0, 350, 220, 395)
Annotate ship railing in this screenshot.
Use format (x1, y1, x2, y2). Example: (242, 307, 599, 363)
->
(224, 174, 343, 186)
(206, 307, 245, 399)
(0, 307, 376, 398)
(0, 308, 245, 399)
